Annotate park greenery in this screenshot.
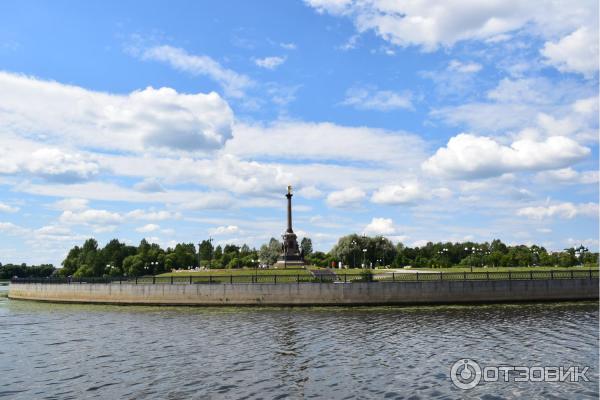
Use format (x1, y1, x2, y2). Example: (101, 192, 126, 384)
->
(1, 235, 596, 278)
(42, 235, 598, 278)
(0, 263, 56, 279)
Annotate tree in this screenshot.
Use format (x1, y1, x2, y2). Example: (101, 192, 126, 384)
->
(300, 237, 313, 258)
(198, 239, 214, 266)
(259, 238, 281, 266)
(60, 246, 81, 276)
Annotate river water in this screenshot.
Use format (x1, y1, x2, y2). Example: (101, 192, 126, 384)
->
(0, 287, 597, 399)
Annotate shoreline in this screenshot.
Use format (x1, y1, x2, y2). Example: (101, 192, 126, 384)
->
(9, 278, 599, 306)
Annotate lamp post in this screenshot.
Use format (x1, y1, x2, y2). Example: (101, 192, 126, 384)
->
(465, 246, 477, 273)
(381, 237, 386, 268)
(438, 248, 448, 268)
(208, 237, 213, 269)
(198, 242, 202, 268)
(362, 248, 367, 269)
(351, 240, 357, 268)
(575, 245, 588, 267)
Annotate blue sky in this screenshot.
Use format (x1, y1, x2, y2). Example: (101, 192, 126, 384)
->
(0, 0, 598, 265)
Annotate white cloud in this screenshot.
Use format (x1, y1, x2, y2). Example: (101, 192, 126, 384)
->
(0, 71, 234, 154)
(51, 198, 89, 211)
(535, 168, 599, 185)
(0, 137, 100, 183)
(280, 42, 297, 50)
(422, 133, 590, 179)
(227, 121, 427, 167)
(371, 183, 424, 205)
(26, 148, 99, 183)
(133, 178, 165, 193)
(448, 60, 482, 73)
(297, 185, 324, 199)
(209, 225, 240, 235)
(0, 202, 19, 213)
(0, 222, 29, 236)
(254, 56, 286, 70)
(305, 0, 597, 52)
(326, 187, 366, 208)
(364, 217, 396, 235)
(59, 209, 123, 227)
(126, 209, 180, 221)
(541, 27, 599, 77)
(180, 192, 236, 210)
(517, 202, 598, 220)
(136, 223, 160, 233)
(141, 45, 253, 97)
(341, 87, 413, 111)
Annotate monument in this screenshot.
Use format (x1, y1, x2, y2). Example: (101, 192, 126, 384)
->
(274, 185, 305, 268)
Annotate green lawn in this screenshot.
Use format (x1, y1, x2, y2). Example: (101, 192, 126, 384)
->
(149, 265, 597, 283)
(395, 265, 597, 273)
(158, 268, 313, 277)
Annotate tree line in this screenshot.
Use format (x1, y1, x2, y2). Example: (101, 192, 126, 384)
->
(2, 236, 596, 278)
(0, 263, 56, 279)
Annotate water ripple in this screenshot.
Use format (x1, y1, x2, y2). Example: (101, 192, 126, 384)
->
(0, 299, 597, 399)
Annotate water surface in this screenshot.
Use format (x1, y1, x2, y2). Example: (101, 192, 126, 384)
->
(0, 294, 597, 399)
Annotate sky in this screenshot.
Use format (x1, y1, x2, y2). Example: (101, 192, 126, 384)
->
(0, 0, 598, 266)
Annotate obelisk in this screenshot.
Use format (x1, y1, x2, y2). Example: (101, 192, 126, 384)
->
(274, 186, 305, 268)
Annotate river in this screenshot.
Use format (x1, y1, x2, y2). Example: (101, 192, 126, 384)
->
(0, 288, 597, 399)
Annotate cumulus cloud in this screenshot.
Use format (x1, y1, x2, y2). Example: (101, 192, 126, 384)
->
(534, 168, 599, 185)
(371, 183, 424, 205)
(422, 133, 590, 179)
(51, 198, 89, 211)
(133, 178, 166, 193)
(0, 222, 29, 236)
(0, 71, 234, 154)
(26, 148, 99, 183)
(254, 56, 286, 69)
(59, 209, 123, 227)
(432, 78, 594, 135)
(209, 225, 240, 235)
(0, 138, 100, 183)
(305, 0, 597, 52)
(136, 223, 160, 233)
(364, 217, 396, 235)
(141, 45, 253, 97)
(341, 87, 413, 111)
(326, 187, 366, 208)
(541, 27, 599, 77)
(517, 202, 598, 219)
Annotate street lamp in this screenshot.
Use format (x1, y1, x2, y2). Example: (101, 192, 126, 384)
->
(464, 247, 477, 273)
(351, 240, 357, 268)
(208, 237, 213, 269)
(438, 248, 448, 268)
(362, 248, 367, 269)
(381, 237, 386, 268)
(575, 245, 588, 267)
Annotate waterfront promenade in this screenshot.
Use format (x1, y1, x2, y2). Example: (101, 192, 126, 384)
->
(9, 270, 599, 306)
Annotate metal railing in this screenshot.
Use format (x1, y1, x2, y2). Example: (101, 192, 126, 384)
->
(9, 269, 599, 285)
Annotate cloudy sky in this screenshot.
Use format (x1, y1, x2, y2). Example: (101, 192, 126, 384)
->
(0, 0, 598, 265)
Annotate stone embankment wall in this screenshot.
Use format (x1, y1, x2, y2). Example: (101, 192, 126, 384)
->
(8, 279, 598, 305)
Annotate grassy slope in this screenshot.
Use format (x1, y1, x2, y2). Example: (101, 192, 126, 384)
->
(157, 265, 597, 277)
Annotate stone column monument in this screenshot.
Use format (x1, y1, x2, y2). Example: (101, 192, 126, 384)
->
(274, 186, 305, 268)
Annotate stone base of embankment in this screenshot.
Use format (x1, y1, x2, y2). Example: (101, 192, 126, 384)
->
(8, 278, 599, 306)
